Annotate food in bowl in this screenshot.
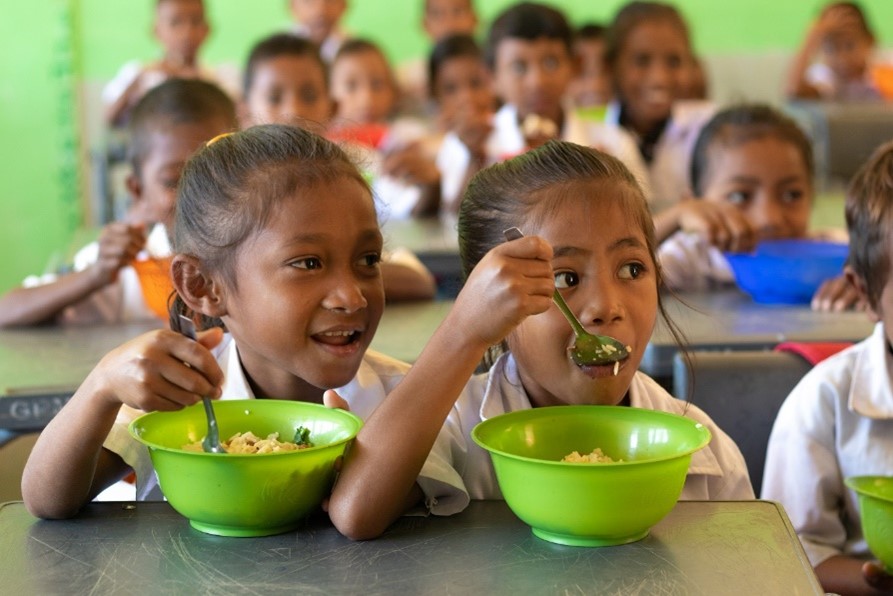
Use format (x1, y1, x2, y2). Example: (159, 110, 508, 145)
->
(844, 476, 893, 572)
(473, 405, 711, 547)
(562, 448, 620, 463)
(129, 399, 362, 537)
(182, 428, 311, 454)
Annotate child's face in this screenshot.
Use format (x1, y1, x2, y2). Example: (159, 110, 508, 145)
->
(823, 29, 873, 81)
(129, 118, 231, 229)
(613, 20, 690, 133)
(219, 177, 384, 400)
(492, 37, 575, 125)
(154, 0, 208, 63)
(508, 183, 658, 408)
(331, 50, 396, 124)
(700, 136, 813, 241)
(423, 0, 477, 42)
(434, 55, 493, 117)
(244, 55, 331, 128)
(290, 0, 347, 44)
(569, 38, 612, 107)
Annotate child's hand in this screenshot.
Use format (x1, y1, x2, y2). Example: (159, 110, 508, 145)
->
(92, 327, 224, 413)
(452, 234, 554, 349)
(812, 274, 867, 312)
(862, 560, 893, 592)
(675, 199, 757, 253)
(91, 222, 147, 286)
(441, 104, 493, 159)
(381, 144, 440, 187)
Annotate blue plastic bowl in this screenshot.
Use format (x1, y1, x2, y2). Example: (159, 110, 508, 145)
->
(725, 239, 848, 304)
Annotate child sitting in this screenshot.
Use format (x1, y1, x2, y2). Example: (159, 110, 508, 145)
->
(102, 0, 235, 127)
(0, 79, 236, 327)
(656, 104, 861, 311)
(762, 140, 893, 595)
(568, 23, 613, 111)
(288, 0, 349, 63)
(786, 2, 884, 101)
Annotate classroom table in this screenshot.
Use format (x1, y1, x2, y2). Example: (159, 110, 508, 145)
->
(0, 499, 821, 595)
(381, 217, 463, 297)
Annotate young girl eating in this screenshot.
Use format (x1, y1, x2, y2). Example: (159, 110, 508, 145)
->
(328, 140, 754, 540)
(21, 125, 462, 521)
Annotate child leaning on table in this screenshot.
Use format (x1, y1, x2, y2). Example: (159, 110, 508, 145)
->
(21, 125, 465, 523)
(761, 141, 893, 596)
(327, 140, 754, 540)
(655, 103, 862, 312)
(0, 79, 236, 328)
(239, 33, 436, 301)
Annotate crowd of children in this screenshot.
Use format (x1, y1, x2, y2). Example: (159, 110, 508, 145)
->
(10, 0, 893, 593)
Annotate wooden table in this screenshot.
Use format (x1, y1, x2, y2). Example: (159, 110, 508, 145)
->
(0, 499, 821, 595)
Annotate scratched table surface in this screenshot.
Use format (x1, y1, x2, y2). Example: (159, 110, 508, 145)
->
(1, 500, 821, 595)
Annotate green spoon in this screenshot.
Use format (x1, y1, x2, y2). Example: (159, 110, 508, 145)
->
(503, 228, 631, 367)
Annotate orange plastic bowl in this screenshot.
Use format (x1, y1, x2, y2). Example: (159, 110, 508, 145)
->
(132, 256, 174, 320)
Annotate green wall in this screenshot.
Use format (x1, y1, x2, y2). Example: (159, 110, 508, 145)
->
(3, 0, 893, 293)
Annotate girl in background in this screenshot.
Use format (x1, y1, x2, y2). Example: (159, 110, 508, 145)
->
(657, 104, 862, 311)
(329, 141, 753, 540)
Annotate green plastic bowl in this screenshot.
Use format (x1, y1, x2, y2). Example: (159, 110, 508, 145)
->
(845, 476, 893, 572)
(472, 405, 711, 547)
(129, 400, 362, 537)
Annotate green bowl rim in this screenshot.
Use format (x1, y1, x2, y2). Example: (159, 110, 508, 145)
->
(127, 399, 363, 458)
(845, 475, 893, 503)
(471, 405, 712, 467)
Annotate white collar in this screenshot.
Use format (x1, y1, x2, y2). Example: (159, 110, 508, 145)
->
(849, 322, 893, 418)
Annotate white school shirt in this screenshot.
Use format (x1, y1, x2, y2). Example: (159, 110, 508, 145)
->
(104, 335, 469, 514)
(806, 61, 883, 101)
(657, 231, 736, 292)
(290, 25, 348, 64)
(593, 100, 714, 213)
(761, 322, 893, 567)
(435, 128, 502, 215)
(430, 352, 755, 503)
(21, 223, 172, 325)
(101, 60, 241, 109)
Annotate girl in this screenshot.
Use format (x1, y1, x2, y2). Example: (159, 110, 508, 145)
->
(598, 1, 713, 214)
(656, 104, 862, 311)
(430, 33, 497, 215)
(328, 140, 754, 540)
(20, 125, 461, 521)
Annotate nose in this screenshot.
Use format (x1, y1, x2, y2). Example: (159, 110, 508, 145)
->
(751, 194, 784, 239)
(321, 271, 368, 313)
(578, 278, 625, 329)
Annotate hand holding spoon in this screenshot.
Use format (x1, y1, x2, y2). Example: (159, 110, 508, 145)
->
(177, 315, 225, 453)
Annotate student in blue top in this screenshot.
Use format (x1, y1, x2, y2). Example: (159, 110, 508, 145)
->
(21, 125, 466, 522)
(328, 140, 753, 540)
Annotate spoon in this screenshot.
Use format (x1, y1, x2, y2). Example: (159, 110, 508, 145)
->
(502, 228, 631, 367)
(177, 315, 225, 453)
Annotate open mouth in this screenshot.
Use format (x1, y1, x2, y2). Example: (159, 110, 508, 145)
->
(312, 329, 362, 348)
(576, 356, 629, 379)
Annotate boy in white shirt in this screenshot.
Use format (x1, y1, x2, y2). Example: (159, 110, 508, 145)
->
(762, 140, 893, 595)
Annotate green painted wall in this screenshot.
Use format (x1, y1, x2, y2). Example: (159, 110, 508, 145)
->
(3, 0, 893, 293)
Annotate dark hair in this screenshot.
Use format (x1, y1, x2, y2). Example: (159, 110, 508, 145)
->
(844, 140, 893, 310)
(689, 104, 814, 196)
(171, 124, 370, 330)
(458, 140, 687, 371)
(428, 33, 483, 97)
(243, 33, 327, 96)
(484, 2, 573, 70)
(334, 37, 389, 65)
(605, 1, 691, 67)
(576, 23, 607, 42)
(128, 79, 237, 176)
(820, 2, 874, 41)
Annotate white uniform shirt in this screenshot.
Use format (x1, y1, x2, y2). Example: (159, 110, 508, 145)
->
(104, 335, 469, 514)
(101, 60, 240, 109)
(430, 352, 755, 502)
(22, 223, 172, 325)
(657, 231, 736, 292)
(762, 322, 893, 566)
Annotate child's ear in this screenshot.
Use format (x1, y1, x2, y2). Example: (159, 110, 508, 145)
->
(126, 173, 143, 202)
(172, 255, 228, 318)
(844, 264, 879, 322)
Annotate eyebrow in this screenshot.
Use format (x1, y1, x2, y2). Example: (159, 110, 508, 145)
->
(552, 237, 646, 258)
(725, 175, 807, 186)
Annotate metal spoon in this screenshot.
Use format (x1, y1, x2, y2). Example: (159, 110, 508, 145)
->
(177, 315, 225, 453)
(502, 228, 630, 367)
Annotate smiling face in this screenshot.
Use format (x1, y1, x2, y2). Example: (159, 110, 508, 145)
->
(508, 180, 658, 408)
(700, 136, 813, 240)
(613, 20, 690, 136)
(216, 177, 384, 402)
(330, 49, 396, 124)
(244, 54, 331, 127)
(492, 37, 574, 125)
